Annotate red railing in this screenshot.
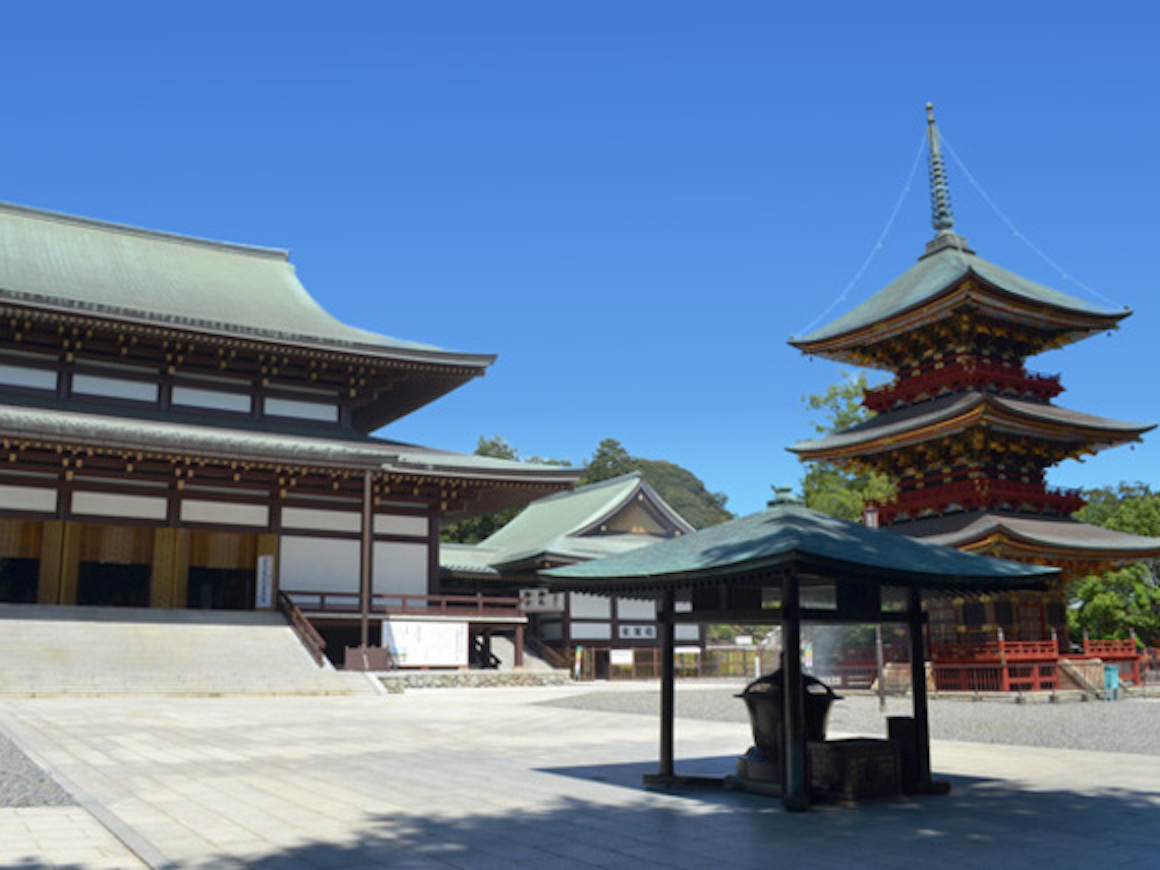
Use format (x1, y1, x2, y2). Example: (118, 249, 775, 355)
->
(287, 591, 525, 621)
(932, 640, 1060, 692)
(1081, 639, 1143, 686)
(874, 479, 1084, 524)
(864, 361, 1062, 412)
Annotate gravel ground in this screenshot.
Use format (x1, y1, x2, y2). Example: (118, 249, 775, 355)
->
(539, 683, 1160, 756)
(0, 732, 74, 807)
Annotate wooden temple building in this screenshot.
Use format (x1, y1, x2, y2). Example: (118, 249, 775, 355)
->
(0, 202, 580, 664)
(441, 472, 703, 675)
(789, 105, 1160, 658)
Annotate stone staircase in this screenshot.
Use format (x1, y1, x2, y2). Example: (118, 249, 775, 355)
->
(0, 604, 377, 697)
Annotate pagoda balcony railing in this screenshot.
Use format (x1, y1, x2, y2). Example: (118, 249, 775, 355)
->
(873, 478, 1084, 524)
(864, 362, 1062, 412)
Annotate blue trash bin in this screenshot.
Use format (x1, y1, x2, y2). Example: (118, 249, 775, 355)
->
(1103, 664, 1120, 701)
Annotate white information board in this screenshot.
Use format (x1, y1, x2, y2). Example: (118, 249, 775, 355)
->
(382, 619, 468, 667)
(256, 555, 275, 608)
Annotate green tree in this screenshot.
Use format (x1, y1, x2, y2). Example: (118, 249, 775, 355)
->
(581, 438, 732, 529)
(637, 459, 731, 529)
(1070, 482, 1160, 645)
(579, 438, 638, 485)
(798, 374, 894, 522)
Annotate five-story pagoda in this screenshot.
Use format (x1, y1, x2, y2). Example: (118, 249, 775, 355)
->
(790, 105, 1160, 644)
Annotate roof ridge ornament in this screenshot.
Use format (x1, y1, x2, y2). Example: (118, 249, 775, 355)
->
(920, 103, 974, 259)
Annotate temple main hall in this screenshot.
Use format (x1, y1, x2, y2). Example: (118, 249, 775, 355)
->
(0, 202, 578, 653)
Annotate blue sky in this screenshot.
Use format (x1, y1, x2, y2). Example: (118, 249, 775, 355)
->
(3, 3, 1157, 517)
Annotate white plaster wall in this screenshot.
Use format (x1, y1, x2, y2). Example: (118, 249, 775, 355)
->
(616, 598, 655, 620)
(265, 397, 337, 422)
(0, 484, 56, 513)
(675, 625, 701, 642)
(279, 536, 360, 594)
(570, 593, 611, 619)
(71, 491, 167, 520)
(181, 500, 269, 527)
(281, 508, 361, 533)
(0, 364, 56, 391)
(373, 541, 428, 597)
(374, 515, 429, 537)
(172, 386, 251, 413)
(72, 374, 157, 403)
(571, 622, 612, 640)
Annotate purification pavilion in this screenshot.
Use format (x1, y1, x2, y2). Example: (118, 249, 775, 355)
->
(545, 494, 1058, 809)
(0, 202, 579, 656)
(790, 106, 1160, 648)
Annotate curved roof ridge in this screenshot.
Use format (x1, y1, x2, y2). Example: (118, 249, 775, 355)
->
(0, 201, 289, 260)
(0, 200, 488, 359)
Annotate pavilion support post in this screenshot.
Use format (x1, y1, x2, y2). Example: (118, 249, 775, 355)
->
(782, 571, 809, 811)
(514, 624, 525, 668)
(658, 588, 676, 779)
(359, 469, 374, 652)
(907, 584, 947, 794)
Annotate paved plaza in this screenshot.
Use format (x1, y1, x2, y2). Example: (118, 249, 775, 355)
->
(1, 685, 1158, 868)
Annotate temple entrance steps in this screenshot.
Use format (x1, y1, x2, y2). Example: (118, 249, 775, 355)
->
(0, 604, 379, 698)
(486, 634, 558, 672)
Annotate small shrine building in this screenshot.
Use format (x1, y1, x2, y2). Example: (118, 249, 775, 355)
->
(441, 472, 703, 675)
(789, 106, 1160, 648)
(0, 202, 579, 648)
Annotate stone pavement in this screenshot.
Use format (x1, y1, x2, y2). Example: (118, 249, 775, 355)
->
(0, 685, 1158, 868)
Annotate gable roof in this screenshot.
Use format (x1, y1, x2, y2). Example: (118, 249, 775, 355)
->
(441, 473, 696, 574)
(543, 499, 1058, 596)
(0, 202, 494, 368)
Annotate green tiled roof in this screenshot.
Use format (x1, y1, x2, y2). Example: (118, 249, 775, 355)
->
(543, 501, 1057, 593)
(480, 473, 692, 553)
(440, 473, 695, 575)
(0, 402, 580, 484)
(0, 202, 492, 366)
(792, 240, 1125, 346)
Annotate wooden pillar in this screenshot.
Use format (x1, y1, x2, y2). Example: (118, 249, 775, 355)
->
(38, 520, 65, 604)
(658, 588, 676, 779)
(359, 470, 374, 648)
(57, 521, 80, 605)
(514, 623, 525, 668)
(151, 528, 179, 608)
(782, 570, 809, 811)
(908, 584, 934, 790)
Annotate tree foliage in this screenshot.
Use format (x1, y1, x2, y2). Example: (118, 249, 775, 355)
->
(1070, 482, 1160, 645)
(580, 438, 731, 529)
(799, 374, 895, 522)
(441, 435, 731, 542)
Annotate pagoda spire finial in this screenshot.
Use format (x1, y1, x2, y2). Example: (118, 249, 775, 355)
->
(925, 102, 956, 235)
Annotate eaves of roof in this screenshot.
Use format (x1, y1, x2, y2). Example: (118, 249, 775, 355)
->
(789, 393, 1153, 460)
(889, 511, 1160, 559)
(0, 403, 582, 485)
(790, 243, 1127, 356)
(543, 502, 1057, 597)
